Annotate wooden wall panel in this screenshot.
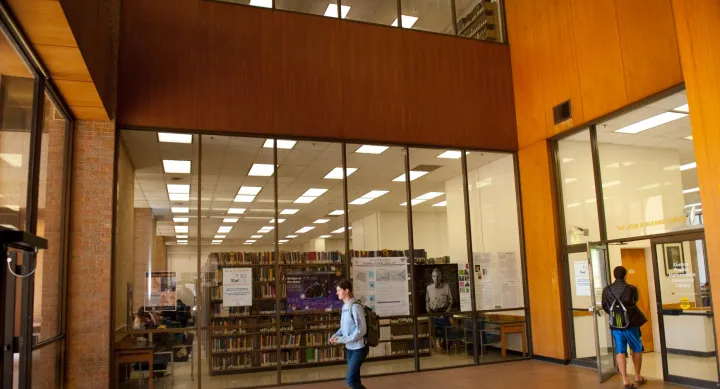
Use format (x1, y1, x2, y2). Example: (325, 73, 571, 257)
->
(401, 31, 463, 146)
(569, 0, 628, 121)
(456, 38, 518, 151)
(272, 12, 343, 139)
(196, 3, 274, 133)
(518, 140, 568, 360)
(533, 0, 584, 135)
(671, 0, 720, 356)
(615, 0, 683, 102)
(118, 0, 199, 129)
(0, 36, 32, 77)
(505, 0, 548, 149)
(340, 23, 406, 144)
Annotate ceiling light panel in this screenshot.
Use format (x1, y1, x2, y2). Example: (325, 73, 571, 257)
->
(263, 139, 297, 149)
(680, 162, 697, 171)
(269, 219, 286, 223)
(172, 207, 189, 213)
(355, 145, 388, 154)
(615, 112, 687, 134)
(223, 218, 239, 223)
(331, 227, 346, 234)
(296, 226, 315, 233)
(245, 240, 257, 243)
(400, 199, 426, 206)
(173, 217, 189, 223)
(279, 239, 289, 243)
(286, 235, 298, 239)
(433, 201, 447, 207)
(249, 0, 271, 8)
(391, 15, 419, 28)
(294, 196, 316, 204)
(212, 240, 223, 244)
(251, 235, 263, 239)
(234, 195, 256, 203)
(176, 235, 188, 239)
(393, 171, 428, 182)
(348, 191, 389, 205)
(248, 163, 275, 177)
(436, 151, 469, 159)
(302, 188, 329, 197)
(318, 235, 331, 239)
(158, 132, 193, 144)
(218, 226, 233, 233)
(227, 208, 246, 215)
(167, 184, 190, 194)
(238, 186, 262, 195)
(169, 193, 190, 201)
(329, 210, 344, 216)
(683, 187, 700, 194)
(324, 167, 357, 179)
(175, 226, 189, 233)
(214, 235, 226, 239)
(674, 104, 689, 113)
(163, 160, 192, 174)
(314, 219, 330, 224)
(281, 209, 299, 215)
(416, 192, 444, 200)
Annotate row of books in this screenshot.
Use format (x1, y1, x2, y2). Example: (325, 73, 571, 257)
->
(211, 355, 253, 371)
(258, 334, 302, 349)
(213, 337, 254, 352)
(210, 305, 260, 316)
(281, 251, 343, 264)
(259, 284, 286, 299)
(305, 347, 344, 363)
(304, 331, 335, 346)
(350, 249, 426, 259)
(208, 251, 344, 266)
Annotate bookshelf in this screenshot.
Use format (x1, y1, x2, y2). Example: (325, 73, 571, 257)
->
(457, 0, 499, 42)
(204, 250, 431, 376)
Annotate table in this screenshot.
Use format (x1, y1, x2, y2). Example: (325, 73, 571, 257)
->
(115, 341, 156, 389)
(480, 316, 526, 358)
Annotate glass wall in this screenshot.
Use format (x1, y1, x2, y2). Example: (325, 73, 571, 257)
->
(209, 0, 505, 43)
(113, 132, 527, 388)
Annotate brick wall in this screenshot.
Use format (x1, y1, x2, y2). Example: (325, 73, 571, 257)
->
(66, 119, 115, 389)
(133, 208, 153, 310)
(114, 141, 134, 337)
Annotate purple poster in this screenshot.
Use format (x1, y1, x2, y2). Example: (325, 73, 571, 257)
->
(286, 271, 344, 311)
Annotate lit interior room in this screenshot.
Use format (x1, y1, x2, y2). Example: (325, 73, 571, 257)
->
(113, 130, 527, 388)
(558, 90, 718, 383)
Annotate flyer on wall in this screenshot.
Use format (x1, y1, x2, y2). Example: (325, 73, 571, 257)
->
(144, 271, 177, 311)
(286, 271, 344, 311)
(352, 257, 409, 316)
(223, 268, 253, 307)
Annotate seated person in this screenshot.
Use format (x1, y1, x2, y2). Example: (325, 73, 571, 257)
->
(133, 307, 159, 330)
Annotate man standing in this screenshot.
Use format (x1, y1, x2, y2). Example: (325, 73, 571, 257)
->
(602, 266, 647, 389)
(426, 268, 453, 313)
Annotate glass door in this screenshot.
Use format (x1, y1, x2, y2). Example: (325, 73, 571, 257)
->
(651, 233, 720, 388)
(566, 245, 597, 368)
(587, 242, 617, 382)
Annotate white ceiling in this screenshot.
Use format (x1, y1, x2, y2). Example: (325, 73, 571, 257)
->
(121, 131, 507, 247)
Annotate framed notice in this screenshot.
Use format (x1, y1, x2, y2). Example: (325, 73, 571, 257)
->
(144, 271, 177, 311)
(223, 268, 253, 307)
(352, 257, 410, 316)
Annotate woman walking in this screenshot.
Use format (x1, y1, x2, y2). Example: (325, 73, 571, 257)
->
(330, 279, 368, 389)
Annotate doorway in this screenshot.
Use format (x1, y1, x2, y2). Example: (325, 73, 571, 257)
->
(620, 248, 654, 352)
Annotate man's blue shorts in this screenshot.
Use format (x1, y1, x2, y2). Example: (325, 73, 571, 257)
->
(611, 327, 643, 355)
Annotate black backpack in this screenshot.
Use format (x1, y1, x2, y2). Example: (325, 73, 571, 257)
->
(608, 285, 631, 329)
(350, 301, 380, 347)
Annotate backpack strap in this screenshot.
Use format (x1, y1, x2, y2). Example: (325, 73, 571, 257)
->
(608, 285, 629, 308)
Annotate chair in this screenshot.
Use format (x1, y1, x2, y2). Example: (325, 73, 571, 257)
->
(443, 323, 465, 353)
(477, 320, 501, 356)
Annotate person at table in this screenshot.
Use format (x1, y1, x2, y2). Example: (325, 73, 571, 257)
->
(134, 307, 159, 330)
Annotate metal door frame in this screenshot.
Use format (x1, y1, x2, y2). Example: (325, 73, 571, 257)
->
(587, 242, 618, 383)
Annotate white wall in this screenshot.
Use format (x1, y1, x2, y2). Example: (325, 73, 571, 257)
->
(350, 211, 448, 258)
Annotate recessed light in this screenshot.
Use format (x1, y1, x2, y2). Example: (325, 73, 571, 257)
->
(169, 193, 190, 201)
(178, 240, 189, 244)
(173, 217, 189, 223)
(260, 226, 275, 231)
(684, 135, 693, 140)
(302, 188, 329, 197)
(251, 235, 262, 239)
(324, 167, 358, 180)
(158, 132, 193, 144)
(249, 0, 271, 8)
(223, 218, 239, 223)
(167, 184, 190, 194)
(355, 145, 389, 154)
(683, 187, 700, 194)
(365, 190, 389, 199)
(331, 227, 346, 234)
(281, 209, 299, 215)
(263, 139, 297, 149)
(270, 219, 286, 223)
(674, 104, 689, 113)
(227, 208, 246, 214)
(349, 197, 372, 205)
(329, 210, 345, 216)
(391, 15, 419, 28)
(286, 235, 298, 239)
(323, 4, 351, 18)
(248, 163, 275, 177)
(294, 196, 316, 204)
(680, 162, 697, 171)
(243, 242, 253, 245)
(245, 240, 256, 243)
(296, 226, 315, 233)
(175, 226, 189, 233)
(163, 160, 192, 174)
(393, 171, 428, 182)
(279, 239, 289, 243)
(238, 186, 262, 195)
(218, 226, 233, 233)
(400, 199, 426, 206)
(234, 195, 256, 203)
(318, 235, 331, 239)
(214, 235, 226, 239)
(416, 192, 444, 200)
(178, 242, 188, 245)
(212, 240, 223, 244)
(432, 201, 447, 207)
(314, 219, 330, 224)
(176, 235, 188, 239)
(172, 207, 189, 213)
(436, 151, 469, 159)
(615, 112, 687, 134)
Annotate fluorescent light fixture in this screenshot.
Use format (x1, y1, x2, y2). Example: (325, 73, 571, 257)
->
(684, 135, 693, 140)
(249, 0, 271, 8)
(212, 240, 223, 244)
(615, 112, 687, 134)
(364, 190, 389, 199)
(602, 181, 621, 188)
(324, 167, 358, 180)
(227, 208, 246, 214)
(248, 163, 275, 177)
(214, 235, 226, 239)
(355, 145, 388, 154)
(251, 235, 263, 239)
(173, 217, 189, 223)
(163, 160, 191, 174)
(238, 186, 262, 195)
(263, 139, 297, 149)
(293, 196, 315, 204)
(0, 153, 22, 167)
(243, 242, 253, 245)
(176, 235, 188, 239)
(286, 235, 298, 239)
(172, 207, 189, 213)
(391, 15, 419, 28)
(218, 226, 233, 233)
(318, 235, 332, 239)
(296, 226, 316, 233)
(178, 240, 189, 244)
(269, 219, 286, 223)
(260, 226, 275, 231)
(178, 242, 188, 245)
(393, 171, 428, 182)
(223, 218, 239, 223)
(436, 151, 469, 159)
(281, 209, 299, 215)
(683, 187, 700, 194)
(158, 132, 192, 144)
(674, 104, 689, 113)
(314, 219, 330, 224)
(169, 193, 190, 201)
(432, 201, 447, 207)
(331, 227, 346, 234)
(302, 188, 329, 197)
(167, 184, 190, 194)
(279, 239, 289, 243)
(234, 195, 256, 203)
(416, 192, 444, 201)
(685, 202, 702, 208)
(329, 210, 344, 216)
(401, 199, 426, 206)
(323, 4, 350, 18)
(211, 242, 220, 245)
(680, 162, 697, 171)
(349, 197, 372, 205)
(245, 240, 256, 243)
(175, 226, 189, 233)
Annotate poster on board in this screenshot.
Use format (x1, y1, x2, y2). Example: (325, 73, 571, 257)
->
(413, 264, 461, 314)
(286, 271, 344, 311)
(352, 257, 409, 316)
(574, 260, 591, 296)
(223, 268, 253, 307)
(144, 271, 177, 311)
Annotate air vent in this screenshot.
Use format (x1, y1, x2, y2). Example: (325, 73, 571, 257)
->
(412, 165, 441, 173)
(553, 100, 572, 125)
